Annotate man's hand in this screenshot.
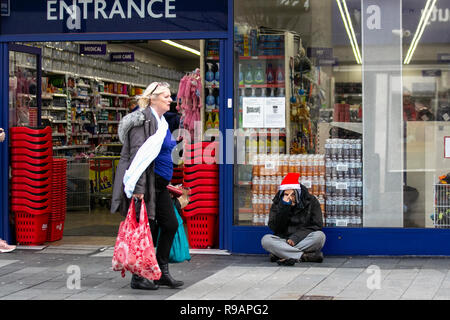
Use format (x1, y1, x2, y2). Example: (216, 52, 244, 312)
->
(282, 190, 296, 206)
(133, 194, 144, 200)
(286, 239, 295, 246)
(0, 128, 5, 143)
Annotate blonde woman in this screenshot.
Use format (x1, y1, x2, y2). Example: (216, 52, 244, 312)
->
(111, 82, 182, 290)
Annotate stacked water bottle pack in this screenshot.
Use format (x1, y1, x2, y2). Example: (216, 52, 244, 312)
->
(10, 126, 53, 245)
(324, 138, 363, 227)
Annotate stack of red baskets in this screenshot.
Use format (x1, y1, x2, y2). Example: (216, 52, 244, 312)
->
(47, 158, 67, 242)
(182, 141, 219, 249)
(10, 126, 53, 245)
(171, 165, 184, 185)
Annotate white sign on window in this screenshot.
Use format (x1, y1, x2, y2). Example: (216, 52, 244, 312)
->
(445, 136, 450, 159)
(242, 97, 264, 128)
(242, 97, 285, 128)
(264, 97, 286, 128)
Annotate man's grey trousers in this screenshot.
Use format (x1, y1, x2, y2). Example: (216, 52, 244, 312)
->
(261, 231, 326, 261)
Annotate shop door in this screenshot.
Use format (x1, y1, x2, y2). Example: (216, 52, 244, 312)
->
(0, 44, 43, 242)
(8, 44, 42, 127)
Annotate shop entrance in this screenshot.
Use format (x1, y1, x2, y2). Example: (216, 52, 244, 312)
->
(5, 38, 225, 248)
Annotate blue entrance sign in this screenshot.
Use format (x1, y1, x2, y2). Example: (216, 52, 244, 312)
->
(0, 0, 228, 35)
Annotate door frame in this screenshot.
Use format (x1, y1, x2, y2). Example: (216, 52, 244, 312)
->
(0, 28, 235, 248)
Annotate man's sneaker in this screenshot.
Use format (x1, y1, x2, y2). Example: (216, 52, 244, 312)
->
(269, 254, 280, 263)
(276, 258, 297, 266)
(0, 239, 16, 253)
(301, 251, 324, 263)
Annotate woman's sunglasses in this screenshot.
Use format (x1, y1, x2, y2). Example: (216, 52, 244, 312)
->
(150, 82, 170, 95)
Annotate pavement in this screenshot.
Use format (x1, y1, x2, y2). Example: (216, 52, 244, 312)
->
(1, 244, 450, 301)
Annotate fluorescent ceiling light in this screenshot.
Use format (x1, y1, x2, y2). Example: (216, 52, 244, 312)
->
(342, 0, 362, 64)
(404, 0, 436, 64)
(336, 0, 362, 64)
(161, 40, 200, 56)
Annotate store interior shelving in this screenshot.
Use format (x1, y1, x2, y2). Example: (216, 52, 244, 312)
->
(13, 41, 184, 158)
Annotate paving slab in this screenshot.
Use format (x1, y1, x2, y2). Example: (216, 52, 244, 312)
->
(2, 251, 450, 300)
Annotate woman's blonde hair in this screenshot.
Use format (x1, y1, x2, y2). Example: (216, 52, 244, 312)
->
(137, 82, 170, 109)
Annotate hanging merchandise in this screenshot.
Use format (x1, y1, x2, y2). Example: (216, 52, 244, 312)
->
(177, 68, 203, 139)
(289, 57, 296, 104)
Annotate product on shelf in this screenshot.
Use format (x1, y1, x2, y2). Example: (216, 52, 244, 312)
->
(324, 138, 363, 227)
(249, 153, 326, 226)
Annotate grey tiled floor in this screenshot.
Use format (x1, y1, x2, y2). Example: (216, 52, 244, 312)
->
(1, 246, 450, 300)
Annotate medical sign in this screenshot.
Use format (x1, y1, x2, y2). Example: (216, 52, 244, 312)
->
(79, 43, 106, 55)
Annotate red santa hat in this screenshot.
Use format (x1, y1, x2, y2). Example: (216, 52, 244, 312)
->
(279, 173, 301, 191)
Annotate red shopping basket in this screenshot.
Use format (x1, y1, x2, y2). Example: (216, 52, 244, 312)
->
(10, 139, 53, 150)
(10, 147, 53, 157)
(10, 132, 52, 142)
(183, 164, 219, 173)
(10, 126, 52, 135)
(47, 219, 65, 242)
(183, 178, 219, 188)
(11, 154, 53, 165)
(185, 213, 218, 249)
(183, 170, 218, 180)
(15, 211, 49, 245)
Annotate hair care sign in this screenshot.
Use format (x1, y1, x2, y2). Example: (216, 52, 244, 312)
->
(110, 52, 135, 62)
(0, 0, 227, 35)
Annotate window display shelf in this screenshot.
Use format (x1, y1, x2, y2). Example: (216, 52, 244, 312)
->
(239, 55, 284, 60)
(239, 84, 284, 88)
(99, 92, 130, 98)
(234, 30, 293, 227)
(330, 122, 362, 134)
(53, 144, 91, 150)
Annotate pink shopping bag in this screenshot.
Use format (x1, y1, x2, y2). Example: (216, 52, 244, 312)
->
(112, 199, 161, 281)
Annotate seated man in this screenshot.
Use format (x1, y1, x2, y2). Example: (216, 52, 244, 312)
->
(261, 172, 326, 265)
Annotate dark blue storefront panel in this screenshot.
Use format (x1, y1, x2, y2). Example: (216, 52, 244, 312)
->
(0, 43, 8, 242)
(232, 227, 450, 256)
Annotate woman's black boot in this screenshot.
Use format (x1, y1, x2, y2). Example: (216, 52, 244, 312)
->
(155, 264, 184, 288)
(131, 274, 159, 290)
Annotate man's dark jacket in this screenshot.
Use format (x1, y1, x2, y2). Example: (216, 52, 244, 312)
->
(268, 184, 323, 245)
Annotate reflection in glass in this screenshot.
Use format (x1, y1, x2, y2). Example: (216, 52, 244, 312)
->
(233, 0, 363, 227)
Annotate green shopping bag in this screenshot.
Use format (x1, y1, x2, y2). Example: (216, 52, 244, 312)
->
(157, 203, 191, 263)
(169, 204, 191, 263)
